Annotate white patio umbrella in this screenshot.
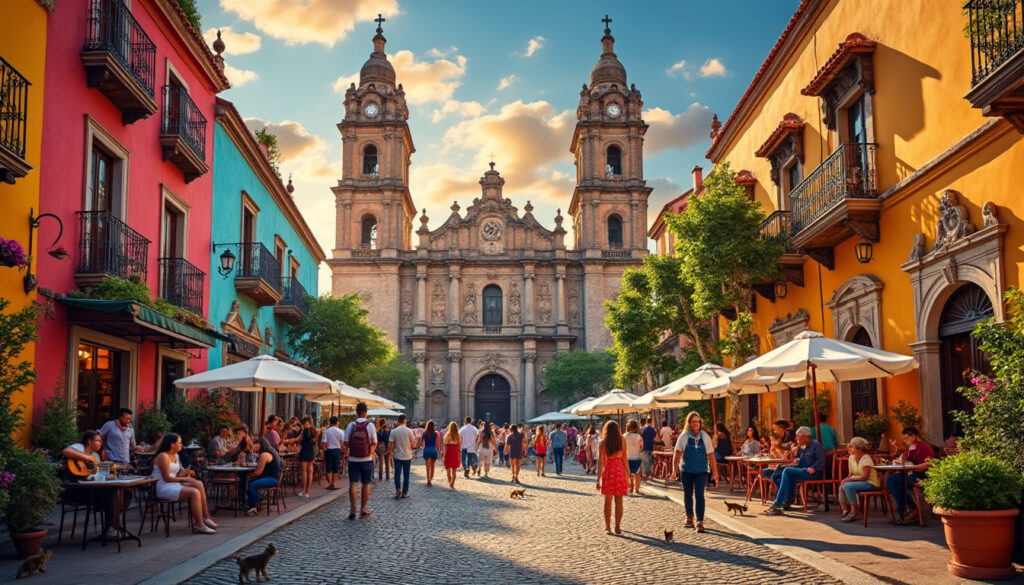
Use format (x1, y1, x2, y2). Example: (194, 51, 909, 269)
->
(367, 407, 403, 418)
(656, 363, 732, 401)
(572, 389, 641, 416)
(527, 411, 588, 424)
(173, 355, 338, 425)
(560, 396, 598, 414)
(632, 391, 688, 411)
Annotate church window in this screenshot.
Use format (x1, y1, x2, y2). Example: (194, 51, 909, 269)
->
(361, 214, 378, 249)
(362, 145, 379, 176)
(605, 145, 622, 177)
(607, 215, 623, 249)
(483, 285, 503, 326)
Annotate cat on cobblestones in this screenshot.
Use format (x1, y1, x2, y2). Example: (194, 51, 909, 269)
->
(234, 543, 277, 583)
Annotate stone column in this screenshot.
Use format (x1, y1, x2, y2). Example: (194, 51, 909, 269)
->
(448, 268, 461, 326)
(523, 351, 537, 421)
(342, 201, 352, 248)
(447, 351, 462, 421)
(383, 200, 393, 248)
(523, 267, 535, 324)
(629, 202, 639, 249)
(413, 352, 427, 420)
(415, 272, 427, 327)
(591, 201, 600, 248)
(555, 272, 566, 325)
(909, 340, 942, 442)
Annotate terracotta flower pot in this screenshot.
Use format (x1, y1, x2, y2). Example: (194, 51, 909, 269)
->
(10, 529, 47, 559)
(934, 506, 1020, 580)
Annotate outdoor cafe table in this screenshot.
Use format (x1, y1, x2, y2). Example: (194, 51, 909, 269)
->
(208, 464, 257, 511)
(874, 462, 915, 521)
(724, 455, 751, 492)
(62, 476, 157, 552)
(744, 457, 788, 503)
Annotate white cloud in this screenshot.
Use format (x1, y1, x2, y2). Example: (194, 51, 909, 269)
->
(219, 0, 399, 47)
(643, 103, 714, 154)
(203, 26, 261, 55)
(426, 46, 458, 58)
(522, 36, 546, 58)
(431, 99, 485, 123)
(497, 75, 519, 91)
(699, 58, 728, 77)
(666, 59, 687, 77)
(332, 50, 468, 105)
(224, 64, 258, 87)
(243, 118, 327, 163)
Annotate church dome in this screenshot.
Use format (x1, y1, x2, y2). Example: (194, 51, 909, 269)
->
(359, 26, 396, 87)
(590, 29, 626, 87)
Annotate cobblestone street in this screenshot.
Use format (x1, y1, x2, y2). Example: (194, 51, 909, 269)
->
(182, 462, 842, 585)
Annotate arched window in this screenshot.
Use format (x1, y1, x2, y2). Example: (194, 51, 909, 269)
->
(607, 215, 623, 249)
(605, 145, 622, 176)
(939, 284, 994, 437)
(360, 215, 377, 249)
(362, 145, 378, 176)
(482, 285, 502, 326)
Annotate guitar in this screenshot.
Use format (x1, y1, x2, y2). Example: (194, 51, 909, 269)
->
(66, 459, 132, 477)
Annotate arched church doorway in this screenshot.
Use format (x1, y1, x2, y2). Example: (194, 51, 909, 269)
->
(939, 283, 993, 438)
(474, 374, 510, 425)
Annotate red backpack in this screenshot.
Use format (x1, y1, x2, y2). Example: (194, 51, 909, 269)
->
(349, 420, 372, 458)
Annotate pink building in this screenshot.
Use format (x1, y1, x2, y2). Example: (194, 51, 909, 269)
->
(34, 0, 229, 431)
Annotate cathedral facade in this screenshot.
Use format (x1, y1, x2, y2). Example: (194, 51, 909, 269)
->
(329, 20, 651, 423)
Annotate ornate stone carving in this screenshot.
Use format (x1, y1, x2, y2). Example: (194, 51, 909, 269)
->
(768, 309, 811, 345)
(447, 352, 462, 362)
(412, 352, 427, 363)
(537, 281, 552, 323)
(523, 353, 537, 362)
(463, 283, 478, 324)
(908, 233, 926, 262)
(934, 190, 976, 250)
(430, 364, 445, 384)
(508, 282, 522, 325)
(482, 353, 505, 372)
(401, 296, 413, 327)
(430, 281, 446, 324)
(982, 201, 999, 228)
(481, 219, 503, 241)
(264, 326, 274, 347)
(568, 283, 580, 325)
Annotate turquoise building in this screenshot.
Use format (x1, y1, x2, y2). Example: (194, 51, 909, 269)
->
(210, 97, 326, 427)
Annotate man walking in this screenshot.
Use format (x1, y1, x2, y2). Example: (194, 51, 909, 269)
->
(321, 416, 345, 490)
(99, 408, 136, 465)
(345, 402, 377, 519)
(459, 417, 479, 478)
(387, 414, 416, 499)
(640, 417, 657, 480)
(549, 423, 567, 475)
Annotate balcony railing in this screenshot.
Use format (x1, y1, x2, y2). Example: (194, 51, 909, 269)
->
(158, 257, 204, 314)
(759, 210, 797, 253)
(75, 210, 150, 285)
(83, 0, 156, 98)
(232, 242, 283, 306)
(275, 277, 310, 322)
(790, 143, 877, 233)
(0, 56, 29, 161)
(161, 85, 206, 161)
(967, 0, 1024, 86)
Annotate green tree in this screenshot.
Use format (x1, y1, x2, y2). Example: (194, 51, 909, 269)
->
(364, 353, 421, 408)
(0, 299, 40, 453)
(287, 294, 390, 385)
(542, 349, 615, 408)
(254, 128, 282, 176)
(665, 162, 785, 321)
(177, 0, 201, 30)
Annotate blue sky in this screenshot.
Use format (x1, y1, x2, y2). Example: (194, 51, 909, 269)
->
(196, 0, 799, 291)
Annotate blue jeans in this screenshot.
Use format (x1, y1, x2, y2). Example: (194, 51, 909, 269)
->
(772, 467, 817, 507)
(552, 447, 565, 474)
(839, 480, 877, 507)
(680, 471, 709, 521)
(641, 451, 653, 475)
(393, 459, 411, 495)
(247, 477, 278, 508)
(497, 445, 507, 466)
(886, 471, 925, 516)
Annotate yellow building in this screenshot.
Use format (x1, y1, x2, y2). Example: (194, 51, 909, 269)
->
(0, 0, 49, 443)
(705, 0, 1024, 442)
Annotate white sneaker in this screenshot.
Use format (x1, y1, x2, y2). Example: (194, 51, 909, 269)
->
(106, 528, 120, 539)
(297, 491, 306, 497)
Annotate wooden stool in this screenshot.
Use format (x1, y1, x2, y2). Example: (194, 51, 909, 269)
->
(258, 484, 286, 516)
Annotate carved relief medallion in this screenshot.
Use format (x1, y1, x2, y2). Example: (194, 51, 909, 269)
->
(481, 219, 503, 241)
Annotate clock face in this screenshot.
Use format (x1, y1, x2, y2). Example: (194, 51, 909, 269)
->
(364, 103, 379, 118)
(607, 104, 621, 117)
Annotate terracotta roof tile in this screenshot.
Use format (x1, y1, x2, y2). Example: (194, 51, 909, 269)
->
(801, 33, 876, 96)
(754, 113, 804, 158)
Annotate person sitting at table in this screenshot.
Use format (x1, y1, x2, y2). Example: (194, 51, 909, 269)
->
(713, 423, 734, 464)
(223, 425, 252, 464)
(207, 426, 232, 460)
(761, 420, 796, 480)
(280, 416, 302, 450)
(763, 426, 825, 515)
(150, 432, 217, 533)
(262, 416, 281, 452)
(62, 431, 130, 540)
(838, 436, 880, 522)
(741, 426, 760, 457)
(886, 426, 934, 524)
(246, 437, 282, 516)
(810, 414, 839, 453)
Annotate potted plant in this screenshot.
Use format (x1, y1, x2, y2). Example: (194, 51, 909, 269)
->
(0, 237, 28, 268)
(33, 394, 79, 457)
(3, 447, 61, 558)
(923, 451, 1022, 580)
(853, 412, 887, 444)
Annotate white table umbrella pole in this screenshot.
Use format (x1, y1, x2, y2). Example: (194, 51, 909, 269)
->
(810, 364, 828, 511)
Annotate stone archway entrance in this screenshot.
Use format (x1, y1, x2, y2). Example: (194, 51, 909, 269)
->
(474, 374, 510, 425)
(938, 283, 993, 438)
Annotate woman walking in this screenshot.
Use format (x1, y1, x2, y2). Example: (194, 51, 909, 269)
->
(475, 424, 498, 478)
(533, 426, 549, 477)
(838, 437, 880, 522)
(624, 419, 643, 495)
(596, 420, 629, 535)
(420, 420, 440, 486)
(442, 421, 461, 488)
(583, 422, 596, 474)
(672, 411, 718, 533)
(505, 424, 524, 484)
(151, 433, 217, 533)
(496, 424, 508, 467)
(297, 415, 317, 498)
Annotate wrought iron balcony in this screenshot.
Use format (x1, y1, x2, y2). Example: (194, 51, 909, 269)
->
(759, 210, 792, 246)
(160, 85, 208, 182)
(0, 56, 31, 184)
(965, 0, 1024, 131)
(753, 210, 804, 301)
(274, 277, 310, 323)
(75, 210, 150, 288)
(81, 0, 157, 124)
(158, 257, 205, 314)
(788, 143, 880, 269)
(232, 242, 283, 306)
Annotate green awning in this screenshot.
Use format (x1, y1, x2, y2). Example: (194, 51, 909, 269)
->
(59, 298, 228, 349)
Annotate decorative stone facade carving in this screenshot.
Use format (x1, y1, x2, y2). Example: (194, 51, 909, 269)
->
(982, 202, 999, 228)
(768, 309, 811, 345)
(568, 283, 581, 325)
(508, 282, 521, 325)
(430, 364, 445, 385)
(401, 296, 413, 327)
(482, 352, 505, 372)
(463, 283, 478, 324)
(537, 281, 552, 324)
(933, 190, 977, 250)
(430, 281, 446, 324)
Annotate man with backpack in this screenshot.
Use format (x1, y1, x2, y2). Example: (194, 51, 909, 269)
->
(345, 402, 378, 519)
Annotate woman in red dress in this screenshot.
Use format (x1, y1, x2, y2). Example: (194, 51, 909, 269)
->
(596, 420, 630, 534)
(442, 421, 461, 489)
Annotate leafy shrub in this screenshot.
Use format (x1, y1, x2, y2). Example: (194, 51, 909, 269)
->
(793, 390, 832, 429)
(853, 412, 888, 440)
(922, 451, 1022, 511)
(0, 299, 40, 453)
(889, 400, 922, 430)
(136, 402, 172, 443)
(32, 395, 79, 455)
(68, 275, 152, 306)
(162, 395, 199, 439)
(3, 447, 61, 532)
(192, 390, 241, 442)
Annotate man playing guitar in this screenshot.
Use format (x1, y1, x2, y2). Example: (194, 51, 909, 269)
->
(62, 431, 132, 540)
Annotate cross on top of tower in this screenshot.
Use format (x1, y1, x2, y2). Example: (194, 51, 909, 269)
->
(375, 13, 385, 33)
(489, 153, 495, 170)
(602, 14, 612, 35)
